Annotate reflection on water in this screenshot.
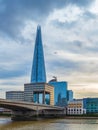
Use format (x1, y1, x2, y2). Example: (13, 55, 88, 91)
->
(0, 117, 98, 130)
(0, 118, 11, 125)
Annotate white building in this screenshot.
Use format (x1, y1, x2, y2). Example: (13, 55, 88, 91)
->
(67, 99, 86, 115)
(0, 108, 4, 112)
(0, 108, 11, 114)
(6, 91, 24, 101)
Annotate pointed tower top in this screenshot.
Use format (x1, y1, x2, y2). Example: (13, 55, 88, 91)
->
(37, 25, 41, 30)
(31, 26, 46, 83)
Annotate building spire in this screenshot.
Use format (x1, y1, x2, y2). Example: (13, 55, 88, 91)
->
(31, 25, 46, 83)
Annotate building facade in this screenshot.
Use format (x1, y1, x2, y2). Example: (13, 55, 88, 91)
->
(67, 99, 86, 115)
(49, 81, 67, 106)
(6, 91, 24, 101)
(24, 83, 54, 105)
(23, 26, 54, 105)
(67, 90, 73, 101)
(83, 98, 98, 114)
(31, 25, 46, 83)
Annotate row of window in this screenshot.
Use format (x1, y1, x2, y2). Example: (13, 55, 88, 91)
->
(87, 110, 98, 112)
(86, 104, 98, 106)
(67, 112, 83, 114)
(67, 109, 82, 111)
(68, 106, 82, 108)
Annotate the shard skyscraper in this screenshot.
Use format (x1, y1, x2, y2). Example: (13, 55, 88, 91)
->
(31, 25, 46, 83)
(24, 26, 54, 105)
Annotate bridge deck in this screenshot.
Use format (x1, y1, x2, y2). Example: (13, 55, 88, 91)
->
(0, 99, 64, 111)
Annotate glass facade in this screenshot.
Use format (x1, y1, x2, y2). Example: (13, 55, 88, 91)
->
(49, 81, 67, 106)
(45, 93, 50, 105)
(33, 92, 50, 104)
(67, 90, 73, 101)
(6, 91, 24, 101)
(31, 26, 46, 83)
(83, 98, 98, 113)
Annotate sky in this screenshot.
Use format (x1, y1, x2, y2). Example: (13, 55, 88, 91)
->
(0, 0, 98, 99)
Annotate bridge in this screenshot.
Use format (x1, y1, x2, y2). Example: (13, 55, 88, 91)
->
(0, 99, 66, 120)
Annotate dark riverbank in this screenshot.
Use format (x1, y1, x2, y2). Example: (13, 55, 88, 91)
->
(1, 114, 98, 120)
(65, 116, 98, 119)
(0, 113, 11, 117)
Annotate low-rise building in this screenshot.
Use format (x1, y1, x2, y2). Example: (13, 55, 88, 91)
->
(67, 99, 86, 115)
(83, 98, 98, 114)
(6, 91, 24, 101)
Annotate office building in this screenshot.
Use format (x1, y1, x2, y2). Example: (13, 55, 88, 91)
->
(67, 90, 73, 101)
(24, 83, 54, 105)
(6, 91, 24, 101)
(83, 98, 98, 114)
(49, 80, 67, 106)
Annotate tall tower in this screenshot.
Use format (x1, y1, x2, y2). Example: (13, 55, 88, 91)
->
(31, 25, 46, 83)
(24, 26, 54, 105)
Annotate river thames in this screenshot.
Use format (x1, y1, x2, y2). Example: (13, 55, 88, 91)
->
(0, 117, 98, 130)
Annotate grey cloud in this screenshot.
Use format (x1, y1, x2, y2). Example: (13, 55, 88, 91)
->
(49, 40, 84, 54)
(0, 82, 19, 86)
(67, 40, 85, 53)
(83, 11, 96, 20)
(0, 0, 95, 39)
(0, 62, 31, 79)
(0, 68, 25, 79)
(69, 0, 94, 7)
(46, 59, 81, 76)
(72, 40, 98, 54)
(51, 20, 77, 29)
(51, 10, 96, 30)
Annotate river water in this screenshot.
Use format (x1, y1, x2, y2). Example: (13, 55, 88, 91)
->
(0, 117, 98, 130)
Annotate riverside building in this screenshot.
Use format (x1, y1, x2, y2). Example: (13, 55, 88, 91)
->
(67, 99, 86, 115)
(24, 26, 54, 105)
(83, 98, 98, 114)
(6, 91, 24, 101)
(6, 26, 69, 107)
(49, 79, 67, 107)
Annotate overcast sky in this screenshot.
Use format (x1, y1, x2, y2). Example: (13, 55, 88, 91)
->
(0, 0, 98, 99)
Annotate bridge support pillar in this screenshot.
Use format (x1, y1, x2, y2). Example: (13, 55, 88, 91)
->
(11, 110, 39, 121)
